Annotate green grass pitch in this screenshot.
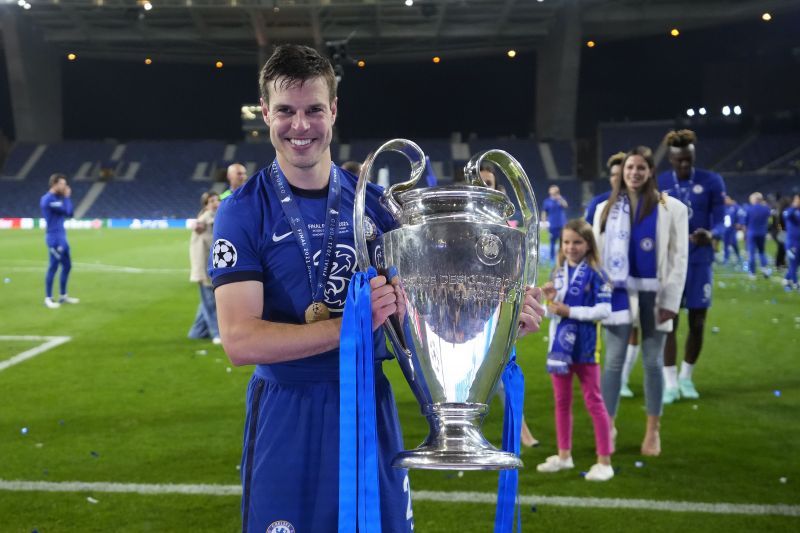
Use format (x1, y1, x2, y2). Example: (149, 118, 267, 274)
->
(0, 229, 798, 532)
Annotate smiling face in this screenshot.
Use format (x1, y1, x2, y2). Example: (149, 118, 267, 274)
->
(263, 76, 337, 187)
(623, 154, 651, 193)
(561, 228, 589, 266)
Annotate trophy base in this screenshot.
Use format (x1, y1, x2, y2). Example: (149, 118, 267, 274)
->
(392, 403, 523, 471)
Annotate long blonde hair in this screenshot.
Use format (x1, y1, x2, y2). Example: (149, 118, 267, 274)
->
(556, 219, 602, 271)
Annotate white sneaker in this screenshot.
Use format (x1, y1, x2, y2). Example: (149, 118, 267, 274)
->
(44, 297, 61, 309)
(536, 455, 574, 473)
(585, 463, 614, 482)
(59, 295, 80, 304)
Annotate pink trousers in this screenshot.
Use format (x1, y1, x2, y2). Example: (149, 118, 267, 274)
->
(550, 363, 613, 456)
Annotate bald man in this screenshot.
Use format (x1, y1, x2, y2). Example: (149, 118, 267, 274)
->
(220, 163, 248, 200)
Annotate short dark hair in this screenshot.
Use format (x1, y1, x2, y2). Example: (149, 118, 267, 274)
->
(49, 173, 67, 187)
(259, 44, 337, 105)
(664, 129, 697, 149)
(606, 151, 626, 169)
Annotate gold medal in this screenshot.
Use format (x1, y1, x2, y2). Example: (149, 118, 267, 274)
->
(305, 302, 331, 323)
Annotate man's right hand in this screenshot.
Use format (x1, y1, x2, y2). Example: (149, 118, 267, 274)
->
(370, 275, 398, 331)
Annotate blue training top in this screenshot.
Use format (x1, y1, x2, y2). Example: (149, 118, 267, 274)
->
(40, 192, 73, 243)
(743, 203, 771, 238)
(543, 196, 567, 229)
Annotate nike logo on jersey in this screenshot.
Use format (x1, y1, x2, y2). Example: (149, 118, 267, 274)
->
(281, 196, 291, 203)
(272, 230, 293, 242)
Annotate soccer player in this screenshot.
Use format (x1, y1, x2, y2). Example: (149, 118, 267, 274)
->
(219, 162, 248, 200)
(584, 151, 625, 224)
(783, 194, 800, 291)
(40, 173, 79, 308)
(721, 195, 742, 265)
(542, 184, 568, 264)
(743, 192, 772, 279)
(658, 130, 725, 403)
(209, 44, 545, 533)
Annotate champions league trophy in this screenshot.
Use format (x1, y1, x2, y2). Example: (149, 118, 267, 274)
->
(354, 139, 539, 470)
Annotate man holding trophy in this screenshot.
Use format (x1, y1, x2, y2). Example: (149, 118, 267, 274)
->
(211, 44, 545, 533)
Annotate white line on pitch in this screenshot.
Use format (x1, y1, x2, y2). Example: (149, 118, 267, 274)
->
(0, 336, 71, 372)
(2, 264, 186, 274)
(0, 481, 797, 517)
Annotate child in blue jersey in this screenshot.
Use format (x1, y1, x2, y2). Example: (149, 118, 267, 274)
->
(543, 185, 569, 264)
(657, 130, 725, 403)
(39, 173, 79, 309)
(209, 44, 546, 533)
(539, 219, 614, 481)
(783, 194, 800, 291)
(743, 192, 772, 279)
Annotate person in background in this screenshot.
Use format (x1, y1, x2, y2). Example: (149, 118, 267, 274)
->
(771, 194, 791, 271)
(586, 152, 641, 399)
(782, 194, 800, 291)
(542, 185, 568, 264)
(720, 195, 742, 265)
(595, 146, 688, 456)
(188, 191, 221, 344)
(219, 162, 249, 200)
(584, 151, 625, 224)
(340, 160, 362, 177)
(657, 130, 725, 404)
(743, 192, 772, 280)
(40, 173, 79, 309)
(538, 219, 614, 481)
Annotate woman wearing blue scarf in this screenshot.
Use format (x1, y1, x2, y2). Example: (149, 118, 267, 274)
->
(592, 146, 689, 456)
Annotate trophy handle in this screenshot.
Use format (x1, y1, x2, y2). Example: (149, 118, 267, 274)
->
(463, 150, 540, 287)
(354, 139, 427, 377)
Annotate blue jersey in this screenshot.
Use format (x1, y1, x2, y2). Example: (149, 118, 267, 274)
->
(548, 265, 611, 364)
(210, 165, 396, 367)
(543, 197, 567, 229)
(783, 206, 800, 245)
(584, 190, 611, 224)
(723, 204, 740, 230)
(658, 168, 725, 264)
(743, 203, 771, 237)
(40, 192, 73, 243)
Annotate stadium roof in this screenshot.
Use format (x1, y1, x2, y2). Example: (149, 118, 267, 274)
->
(5, 0, 797, 65)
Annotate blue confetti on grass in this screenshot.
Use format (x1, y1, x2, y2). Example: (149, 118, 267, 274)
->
(774, 390, 782, 398)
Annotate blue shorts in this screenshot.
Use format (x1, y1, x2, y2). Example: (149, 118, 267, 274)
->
(241, 364, 414, 533)
(681, 261, 713, 309)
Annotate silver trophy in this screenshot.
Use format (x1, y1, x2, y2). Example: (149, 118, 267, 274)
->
(354, 139, 539, 470)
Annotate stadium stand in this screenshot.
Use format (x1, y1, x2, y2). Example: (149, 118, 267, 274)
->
(1, 129, 796, 220)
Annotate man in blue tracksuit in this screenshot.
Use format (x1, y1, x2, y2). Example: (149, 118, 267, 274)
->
(40, 173, 80, 308)
(743, 192, 773, 279)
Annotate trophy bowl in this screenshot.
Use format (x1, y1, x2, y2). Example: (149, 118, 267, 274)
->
(354, 139, 539, 470)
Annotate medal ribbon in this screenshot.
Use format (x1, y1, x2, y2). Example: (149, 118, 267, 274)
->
(672, 169, 695, 217)
(339, 267, 382, 532)
(269, 160, 341, 306)
(494, 347, 524, 533)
